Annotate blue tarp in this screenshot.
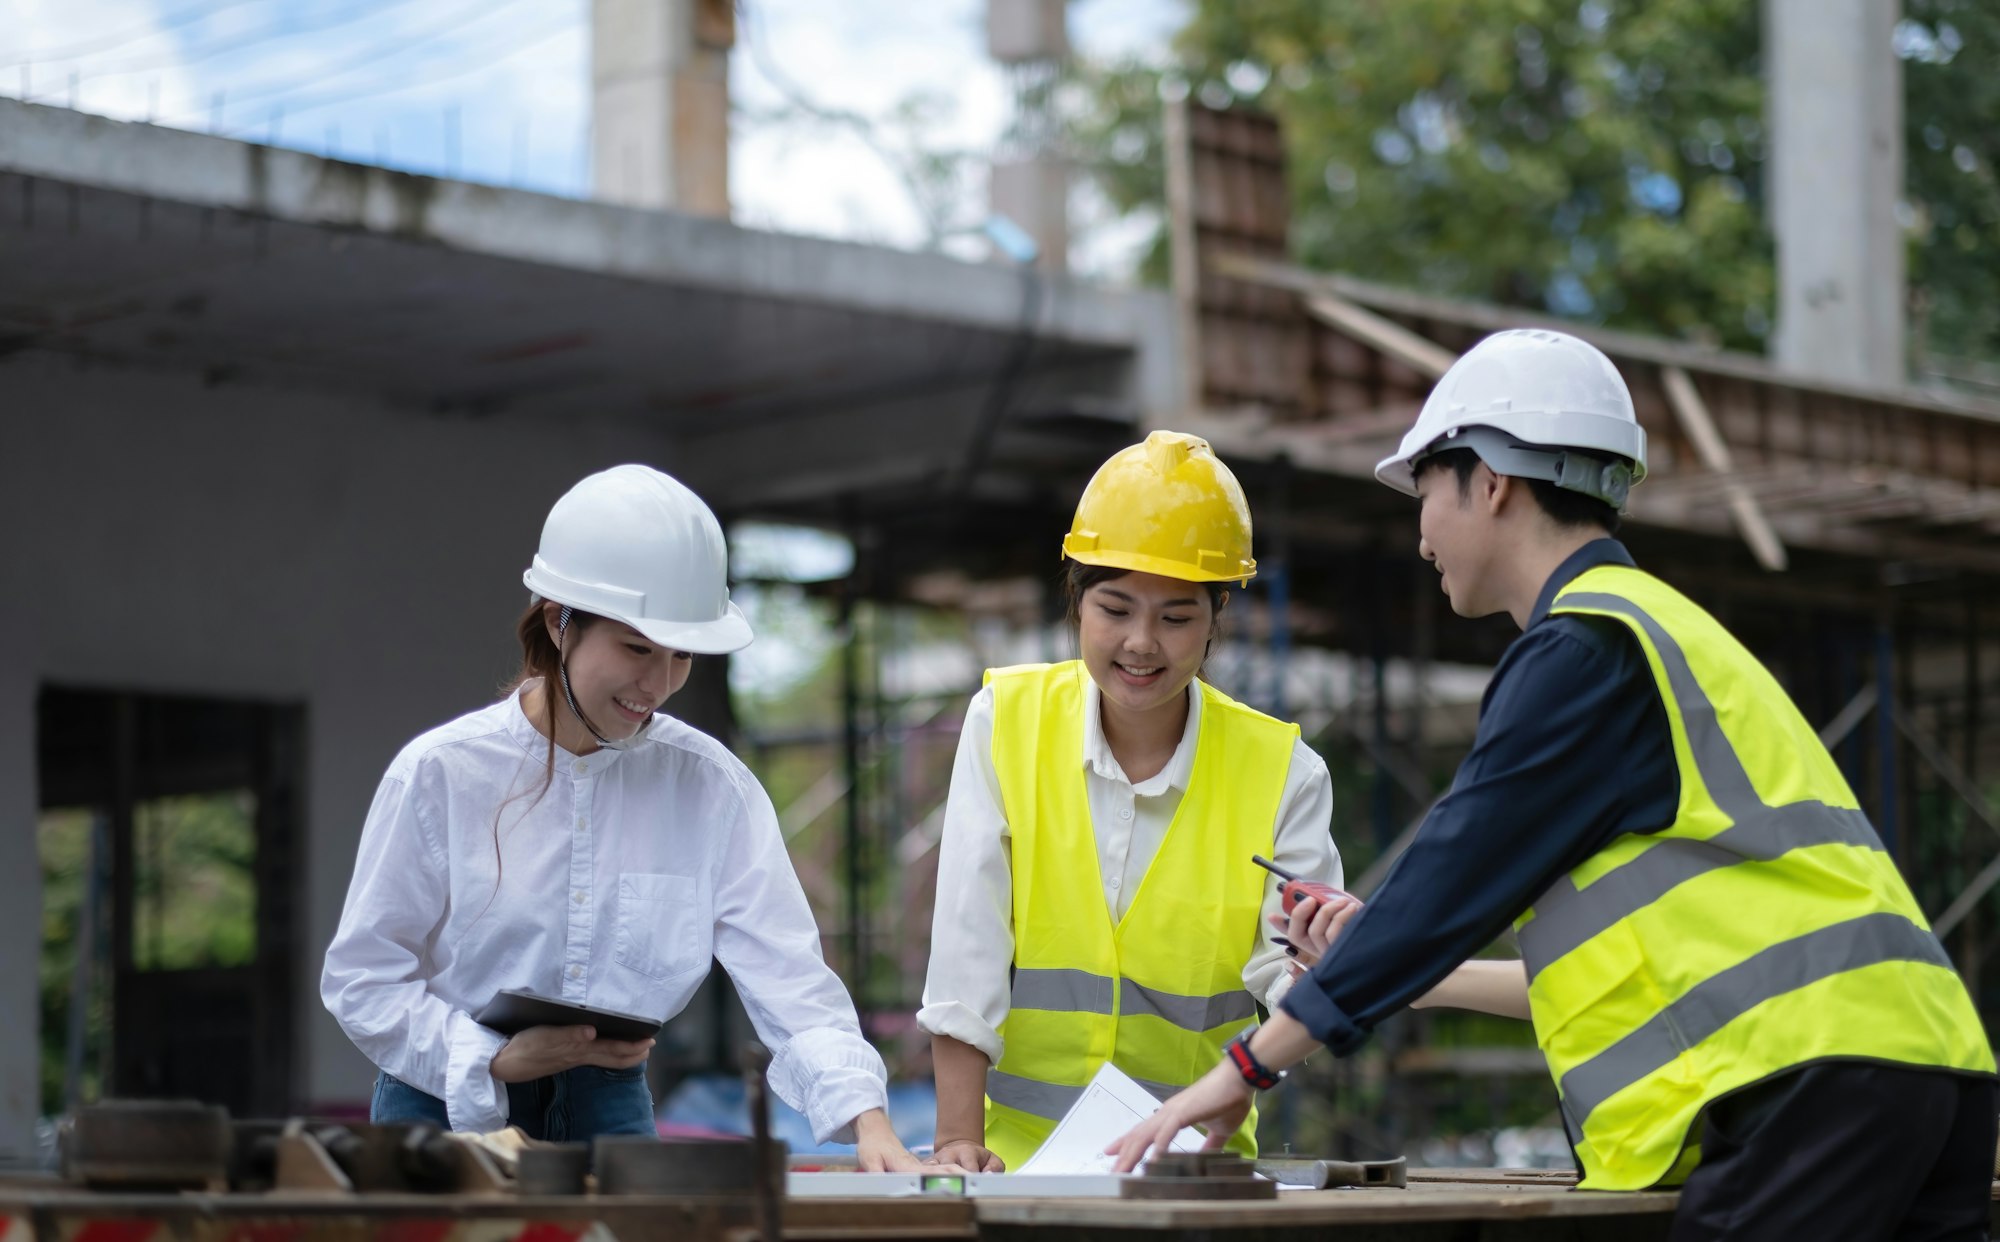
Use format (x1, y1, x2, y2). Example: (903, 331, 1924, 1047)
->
(657, 1075, 939, 1156)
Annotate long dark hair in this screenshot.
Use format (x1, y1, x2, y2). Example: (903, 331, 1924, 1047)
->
(480, 600, 600, 910)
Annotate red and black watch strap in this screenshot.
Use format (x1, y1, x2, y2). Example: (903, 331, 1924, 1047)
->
(1224, 1032, 1283, 1090)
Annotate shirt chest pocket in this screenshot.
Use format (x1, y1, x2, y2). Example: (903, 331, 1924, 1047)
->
(612, 873, 706, 982)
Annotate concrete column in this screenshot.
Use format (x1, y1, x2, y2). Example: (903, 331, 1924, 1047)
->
(990, 156, 1068, 274)
(989, 0, 1068, 273)
(0, 614, 38, 1162)
(987, 0, 1068, 63)
(1766, 0, 1904, 386)
(590, 0, 732, 216)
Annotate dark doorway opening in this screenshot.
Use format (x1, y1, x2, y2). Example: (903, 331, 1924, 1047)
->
(37, 688, 304, 1119)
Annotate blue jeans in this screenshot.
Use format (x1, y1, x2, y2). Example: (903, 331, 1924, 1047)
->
(371, 1065, 656, 1141)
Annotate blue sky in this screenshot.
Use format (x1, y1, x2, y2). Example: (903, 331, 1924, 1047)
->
(3, 0, 1183, 274)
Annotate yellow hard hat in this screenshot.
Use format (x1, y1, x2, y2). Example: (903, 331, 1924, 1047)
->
(1061, 430, 1257, 586)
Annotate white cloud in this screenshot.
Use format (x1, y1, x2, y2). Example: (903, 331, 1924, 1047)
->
(5, 0, 1184, 274)
(1072, 0, 1187, 62)
(729, 0, 1008, 247)
(7, 0, 206, 122)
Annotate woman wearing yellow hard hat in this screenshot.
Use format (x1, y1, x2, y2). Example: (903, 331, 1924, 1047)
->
(917, 430, 1347, 1171)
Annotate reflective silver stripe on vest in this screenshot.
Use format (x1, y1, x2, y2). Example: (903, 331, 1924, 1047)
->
(1009, 968, 1256, 1033)
(1011, 968, 1116, 1015)
(1522, 591, 1888, 979)
(1556, 912, 1952, 1128)
(988, 1069, 1184, 1121)
(986, 1071, 1082, 1121)
(1124, 980, 1259, 1031)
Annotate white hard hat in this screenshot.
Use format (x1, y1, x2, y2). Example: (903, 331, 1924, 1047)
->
(522, 464, 753, 655)
(1375, 329, 1648, 511)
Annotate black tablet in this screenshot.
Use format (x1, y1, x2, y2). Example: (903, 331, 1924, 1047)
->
(474, 989, 663, 1043)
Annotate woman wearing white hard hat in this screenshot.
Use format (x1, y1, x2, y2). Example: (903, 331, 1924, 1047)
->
(918, 431, 1348, 1172)
(322, 464, 925, 1165)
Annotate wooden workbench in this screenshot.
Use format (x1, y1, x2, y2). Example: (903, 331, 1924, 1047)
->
(973, 1172, 1678, 1241)
(3, 1171, 1990, 1240)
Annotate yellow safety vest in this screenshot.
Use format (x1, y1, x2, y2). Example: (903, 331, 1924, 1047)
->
(1522, 564, 1993, 1190)
(981, 661, 1298, 1169)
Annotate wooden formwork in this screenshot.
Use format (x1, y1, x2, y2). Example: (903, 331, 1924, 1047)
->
(1163, 98, 1314, 425)
(1155, 96, 2000, 1012)
(1162, 97, 2000, 582)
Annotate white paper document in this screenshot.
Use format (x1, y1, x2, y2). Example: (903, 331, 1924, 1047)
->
(1014, 1062, 1209, 1175)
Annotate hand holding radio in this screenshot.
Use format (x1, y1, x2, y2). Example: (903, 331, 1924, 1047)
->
(1253, 855, 1363, 969)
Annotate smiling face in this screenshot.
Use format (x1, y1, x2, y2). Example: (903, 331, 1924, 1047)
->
(546, 606, 693, 741)
(1415, 455, 1507, 619)
(1076, 571, 1218, 719)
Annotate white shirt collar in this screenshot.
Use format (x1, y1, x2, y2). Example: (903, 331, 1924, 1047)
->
(504, 677, 638, 768)
(1081, 676, 1201, 795)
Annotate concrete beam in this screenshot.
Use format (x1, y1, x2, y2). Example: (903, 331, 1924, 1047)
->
(0, 99, 1161, 353)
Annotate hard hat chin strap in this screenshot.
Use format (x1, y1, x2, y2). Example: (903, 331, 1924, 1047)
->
(555, 605, 625, 750)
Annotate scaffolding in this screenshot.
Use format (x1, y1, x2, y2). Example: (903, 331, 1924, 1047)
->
(684, 98, 2000, 1156)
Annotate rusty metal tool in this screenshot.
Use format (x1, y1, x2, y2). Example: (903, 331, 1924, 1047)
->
(1256, 1154, 1408, 1189)
(1120, 1151, 1277, 1200)
(593, 1136, 772, 1195)
(270, 1121, 506, 1194)
(515, 1143, 591, 1196)
(64, 1099, 232, 1191)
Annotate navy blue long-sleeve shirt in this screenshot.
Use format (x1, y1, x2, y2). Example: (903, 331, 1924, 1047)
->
(1280, 538, 1680, 1053)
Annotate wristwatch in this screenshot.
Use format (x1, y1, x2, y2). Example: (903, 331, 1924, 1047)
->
(1223, 1031, 1285, 1091)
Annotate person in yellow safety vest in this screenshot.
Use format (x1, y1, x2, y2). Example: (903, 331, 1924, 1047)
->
(1109, 331, 1997, 1240)
(915, 430, 1351, 1172)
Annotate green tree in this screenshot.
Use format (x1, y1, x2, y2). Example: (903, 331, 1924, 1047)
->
(1071, 0, 1999, 366)
(1904, 0, 2000, 370)
(39, 794, 256, 1115)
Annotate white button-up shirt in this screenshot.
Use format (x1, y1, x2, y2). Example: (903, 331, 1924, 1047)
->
(918, 678, 1343, 1064)
(321, 682, 887, 1140)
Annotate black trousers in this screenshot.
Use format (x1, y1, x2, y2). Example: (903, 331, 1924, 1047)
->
(1670, 1062, 1996, 1241)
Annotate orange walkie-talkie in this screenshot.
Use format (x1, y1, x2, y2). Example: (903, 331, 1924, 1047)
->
(1252, 854, 1354, 916)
